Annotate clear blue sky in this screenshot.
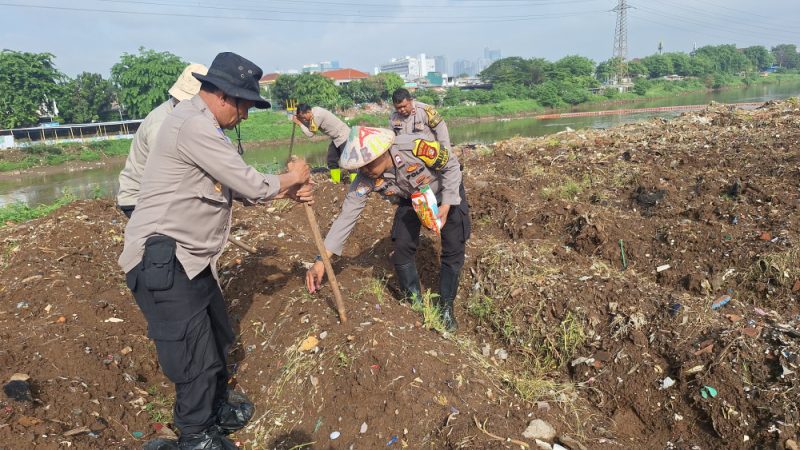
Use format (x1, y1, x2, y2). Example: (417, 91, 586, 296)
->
(1, 0, 797, 77)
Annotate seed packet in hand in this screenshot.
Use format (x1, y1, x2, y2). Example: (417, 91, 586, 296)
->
(411, 184, 442, 235)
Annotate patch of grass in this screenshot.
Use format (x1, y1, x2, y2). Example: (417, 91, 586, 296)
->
(454, 335, 573, 404)
(271, 334, 317, 399)
(540, 175, 591, 201)
(506, 373, 565, 402)
(412, 290, 446, 333)
(0, 192, 76, 226)
(143, 386, 173, 423)
(467, 294, 495, 323)
(0, 139, 132, 172)
(357, 276, 388, 304)
(336, 350, 352, 368)
(558, 311, 586, 362)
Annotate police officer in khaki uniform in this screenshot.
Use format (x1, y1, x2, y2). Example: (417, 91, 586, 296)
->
(292, 103, 351, 181)
(390, 88, 451, 151)
(305, 126, 470, 331)
(117, 63, 208, 218)
(119, 52, 312, 450)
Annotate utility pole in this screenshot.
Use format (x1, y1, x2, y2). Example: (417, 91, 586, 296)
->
(612, 0, 631, 85)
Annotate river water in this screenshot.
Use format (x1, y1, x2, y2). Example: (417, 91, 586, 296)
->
(2, 81, 799, 207)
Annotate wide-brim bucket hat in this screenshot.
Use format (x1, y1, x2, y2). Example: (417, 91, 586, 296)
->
(169, 63, 207, 101)
(193, 52, 271, 109)
(339, 126, 396, 170)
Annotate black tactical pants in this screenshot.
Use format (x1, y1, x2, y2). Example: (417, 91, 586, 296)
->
(326, 140, 346, 169)
(125, 237, 234, 436)
(390, 184, 471, 274)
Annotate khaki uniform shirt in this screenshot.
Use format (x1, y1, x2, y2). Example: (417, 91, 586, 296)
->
(117, 98, 177, 207)
(389, 101, 451, 150)
(323, 134, 462, 255)
(118, 95, 282, 280)
(298, 107, 350, 147)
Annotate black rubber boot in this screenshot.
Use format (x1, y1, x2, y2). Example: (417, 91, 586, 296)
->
(438, 266, 460, 332)
(394, 263, 422, 305)
(178, 427, 238, 450)
(216, 390, 254, 435)
(143, 438, 178, 450)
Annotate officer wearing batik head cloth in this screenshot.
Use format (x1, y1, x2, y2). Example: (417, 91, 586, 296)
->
(390, 88, 451, 151)
(305, 126, 471, 331)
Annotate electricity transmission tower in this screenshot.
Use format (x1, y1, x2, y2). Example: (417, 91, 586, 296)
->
(611, 0, 631, 84)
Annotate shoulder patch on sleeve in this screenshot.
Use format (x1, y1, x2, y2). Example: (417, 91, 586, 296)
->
(423, 105, 443, 128)
(412, 139, 449, 170)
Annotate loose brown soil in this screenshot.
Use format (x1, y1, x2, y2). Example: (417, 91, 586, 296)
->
(1, 99, 799, 449)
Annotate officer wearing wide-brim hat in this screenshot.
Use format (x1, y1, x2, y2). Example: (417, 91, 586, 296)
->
(305, 126, 471, 332)
(120, 52, 312, 450)
(117, 63, 209, 218)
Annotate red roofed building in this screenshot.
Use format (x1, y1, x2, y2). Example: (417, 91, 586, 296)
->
(321, 68, 369, 86)
(258, 73, 280, 87)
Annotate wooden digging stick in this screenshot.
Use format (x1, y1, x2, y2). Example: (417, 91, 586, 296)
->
(287, 122, 348, 323)
(304, 203, 347, 323)
(287, 122, 297, 160)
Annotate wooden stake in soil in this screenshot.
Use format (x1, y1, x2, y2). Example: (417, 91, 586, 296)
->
(304, 203, 348, 323)
(287, 122, 348, 323)
(287, 122, 297, 161)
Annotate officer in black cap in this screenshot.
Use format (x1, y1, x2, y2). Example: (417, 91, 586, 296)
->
(122, 52, 313, 450)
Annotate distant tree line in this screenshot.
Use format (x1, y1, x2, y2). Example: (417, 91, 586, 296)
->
(269, 71, 404, 111)
(1, 44, 798, 129)
(454, 44, 798, 108)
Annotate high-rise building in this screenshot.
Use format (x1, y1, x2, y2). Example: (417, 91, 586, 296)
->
(452, 59, 477, 77)
(379, 53, 435, 81)
(433, 55, 448, 74)
(484, 47, 501, 62)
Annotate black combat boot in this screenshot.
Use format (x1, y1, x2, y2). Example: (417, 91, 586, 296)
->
(438, 266, 460, 332)
(394, 263, 422, 306)
(215, 390, 254, 435)
(178, 427, 238, 450)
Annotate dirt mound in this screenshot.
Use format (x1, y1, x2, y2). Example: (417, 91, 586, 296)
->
(1, 99, 800, 449)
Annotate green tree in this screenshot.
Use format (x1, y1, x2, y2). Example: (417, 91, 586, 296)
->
(549, 55, 595, 81)
(0, 50, 64, 128)
(595, 58, 619, 83)
(633, 77, 652, 95)
(415, 91, 439, 106)
(687, 55, 714, 77)
(480, 57, 551, 86)
(273, 74, 298, 109)
(57, 72, 116, 123)
(442, 87, 465, 106)
(531, 81, 562, 108)
(627, 60, 648, 78)
(665, 53, 691, 76)
(293, 73, 342, 110)
(110, 47, 186, 119)
(694, 45, 750, 74)
(742, 46, 774, 70)
(340, 79, 374, 104)
(771, 44, 799, 69)
(374, 72, 404, 101)
(640, 54, 674, 78)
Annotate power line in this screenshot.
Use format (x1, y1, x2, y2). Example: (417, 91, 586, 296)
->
(0, 1, 607, 24)
(95, 0, 604, 20)
(142, 0, 607, 10)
